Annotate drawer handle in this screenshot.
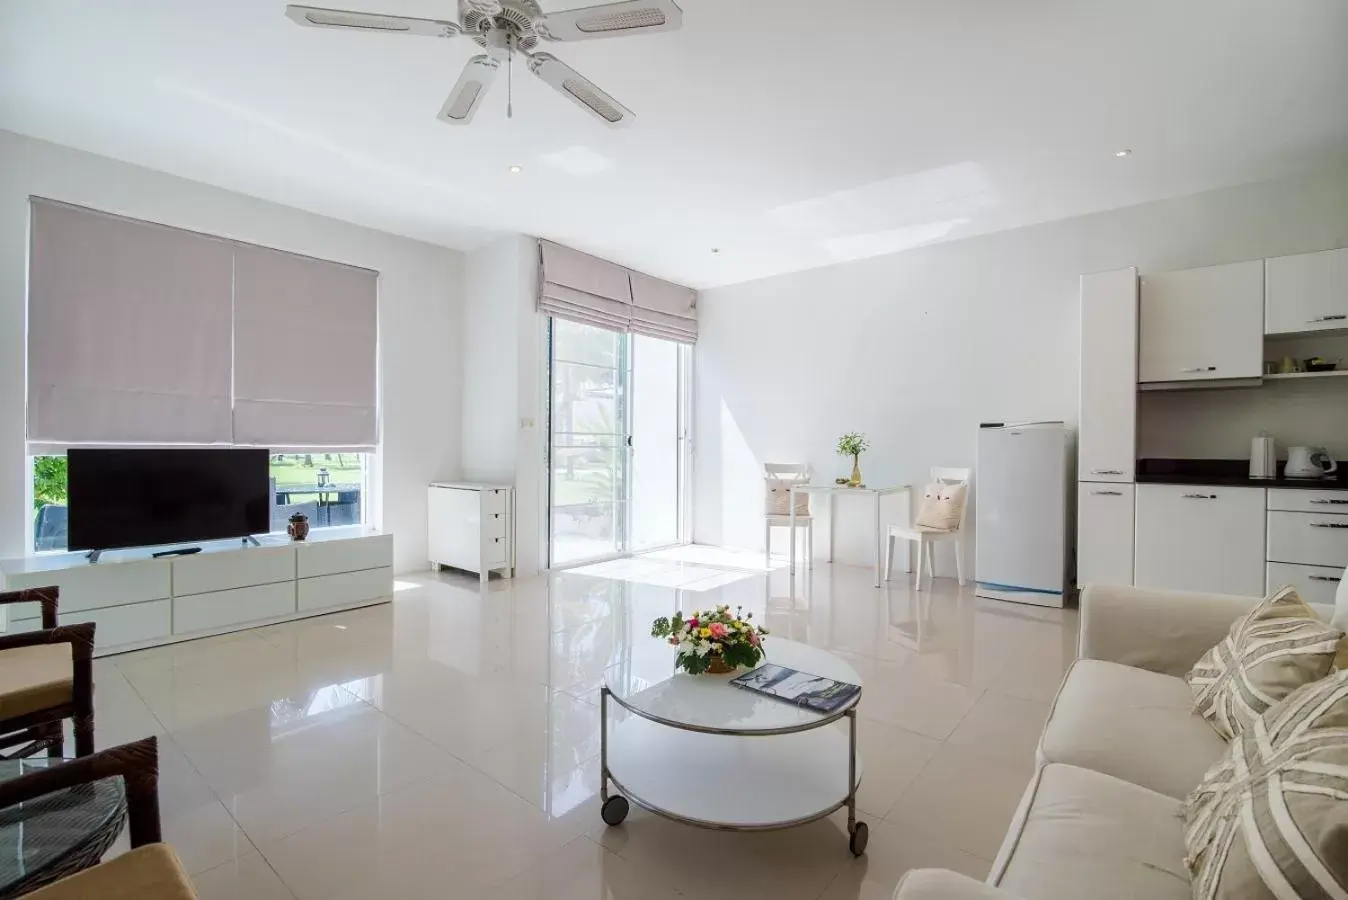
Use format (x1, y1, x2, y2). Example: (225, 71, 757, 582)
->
(1090, 469, 1124, 475)
(1309, 499, 1348, 505)
(1306, 314, 1347, 323)
(1180, 367, 1217, 373)
(1309, 575, 1343, 583)
(1091, 490, 1123, 496)
(1309, 522, 1348, 528)
(1182, 493, 1218, 499)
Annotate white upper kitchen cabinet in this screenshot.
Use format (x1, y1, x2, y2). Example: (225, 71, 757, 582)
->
(1265, 247, 1348, 335)
(1134, 483, 1266, 596)
(1079, 268, 1137, 481)
(1138, 260, 1264, 383)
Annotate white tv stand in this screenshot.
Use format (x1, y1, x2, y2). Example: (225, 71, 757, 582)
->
(1, 527, 393, 657)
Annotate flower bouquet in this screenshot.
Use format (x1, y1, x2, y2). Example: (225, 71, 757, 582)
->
(651, 605, 769, 675)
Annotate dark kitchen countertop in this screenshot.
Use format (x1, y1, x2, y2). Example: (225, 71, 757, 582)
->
(1135, 458, 1348, 491)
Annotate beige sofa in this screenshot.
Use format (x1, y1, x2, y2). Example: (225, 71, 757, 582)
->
(894, 583, 1340, 900)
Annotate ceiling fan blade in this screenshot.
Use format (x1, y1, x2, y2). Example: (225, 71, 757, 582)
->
(285, 5, 460, 38)
(528, 52, 633, 126)
(537, 0, 682, 41)
(437, 54, 501, 125)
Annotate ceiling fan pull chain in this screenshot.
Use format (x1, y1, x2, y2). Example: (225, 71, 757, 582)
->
(507, 35, 514, 119)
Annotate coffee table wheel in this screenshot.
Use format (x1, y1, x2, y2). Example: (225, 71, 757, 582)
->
(849, 821, 869, 857)
(601, 795, 630, 826)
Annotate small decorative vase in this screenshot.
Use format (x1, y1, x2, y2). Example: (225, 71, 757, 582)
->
(849, 456, 863, 487)
(288, 514, 310, 542)
(706, 656, 734, 675)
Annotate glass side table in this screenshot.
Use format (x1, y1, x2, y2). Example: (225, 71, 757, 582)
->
(0, 757, 127, 899)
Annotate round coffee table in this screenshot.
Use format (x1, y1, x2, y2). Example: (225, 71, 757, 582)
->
(599, 638, 868, 855)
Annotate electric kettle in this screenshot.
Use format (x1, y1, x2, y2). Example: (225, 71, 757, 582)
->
(1285, 446, 1339, 479)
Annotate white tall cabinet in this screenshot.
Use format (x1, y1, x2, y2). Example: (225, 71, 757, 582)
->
(1077, 268, 1138, 587)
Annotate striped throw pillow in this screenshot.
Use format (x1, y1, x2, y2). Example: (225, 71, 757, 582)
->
(1186, 586, 1343, 741)
(1183, 669, 1348, 899)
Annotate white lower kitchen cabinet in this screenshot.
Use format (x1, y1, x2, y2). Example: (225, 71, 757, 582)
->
(1077, 482, 1135, 587)
(1266, 561, 1343, 608)
(1134, 484, 1266, 596)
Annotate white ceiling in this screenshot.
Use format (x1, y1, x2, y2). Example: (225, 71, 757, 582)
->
(3, 0, 1347, 288)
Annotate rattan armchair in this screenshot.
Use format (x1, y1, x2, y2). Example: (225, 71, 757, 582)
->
(1, 736, 196, 900)
(0, 588, 95, 758)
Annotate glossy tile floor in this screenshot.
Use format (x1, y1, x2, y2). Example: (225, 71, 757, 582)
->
(89, 545, 1079, 900)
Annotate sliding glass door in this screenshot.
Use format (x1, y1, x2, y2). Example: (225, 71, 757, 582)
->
(548, 319, 688, 567)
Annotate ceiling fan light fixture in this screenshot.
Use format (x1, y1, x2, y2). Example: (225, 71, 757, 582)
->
(575, 9, 666, 33)
(1114, 148, 1132, 157)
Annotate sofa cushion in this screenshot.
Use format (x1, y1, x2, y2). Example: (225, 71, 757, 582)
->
(990, 764, 1189, 900)
(25, 844, 196, 900)
(1183, 669, 1348, 899)
(1038, 659, 1227, 799)
(0, 643, 73, 721)
(1186, 585, 1343, 740)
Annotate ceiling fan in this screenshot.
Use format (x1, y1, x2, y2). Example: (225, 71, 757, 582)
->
(284, 0, 683, 127)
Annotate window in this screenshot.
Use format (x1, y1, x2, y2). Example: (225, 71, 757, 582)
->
(30, 453, 369, 553)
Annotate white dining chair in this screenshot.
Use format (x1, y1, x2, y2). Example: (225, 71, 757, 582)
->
(884, 467, 971, 590)
(764, 463, 812, 566)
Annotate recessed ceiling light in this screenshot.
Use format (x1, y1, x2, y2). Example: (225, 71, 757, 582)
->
(508, 164, 523, 173)
(1114, 149, 1132, 158)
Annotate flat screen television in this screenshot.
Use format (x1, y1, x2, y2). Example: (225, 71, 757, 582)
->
(67, 448, 271, 551)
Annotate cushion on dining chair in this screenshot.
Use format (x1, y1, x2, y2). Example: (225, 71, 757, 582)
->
(0, 643, 74, 720)
(915, 482, 966, 531)
(764, 476, 810, 516)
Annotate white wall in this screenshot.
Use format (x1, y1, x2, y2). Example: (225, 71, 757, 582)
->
(460, 235, 546, 577)
(694, 163, 1348, 573)
(0, 130, 464, 573)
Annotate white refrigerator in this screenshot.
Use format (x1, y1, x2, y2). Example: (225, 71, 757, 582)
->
(975, 422, 1070, 608)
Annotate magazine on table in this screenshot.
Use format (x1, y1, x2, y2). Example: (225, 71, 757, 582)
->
(729, 663, 860, 713)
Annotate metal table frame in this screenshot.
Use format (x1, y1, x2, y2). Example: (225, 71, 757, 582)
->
(598, 684, 868, 855)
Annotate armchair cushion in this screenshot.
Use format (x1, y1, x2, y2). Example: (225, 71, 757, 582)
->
(0, 643, 73, 720)
(24, 844, 195, 900)
(990, 764, 1190, 900)
(1039, 659, 1226, 799)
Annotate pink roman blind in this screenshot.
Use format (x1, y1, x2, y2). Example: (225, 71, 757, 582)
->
(628, 271, 697, 343)
(27, 200, 235, 447)
(231, 244, 378, 450)
(538, 239, 633, 332)
(537, 239, 697, 342)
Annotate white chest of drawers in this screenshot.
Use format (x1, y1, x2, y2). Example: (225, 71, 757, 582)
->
(428, 483, 514, 583)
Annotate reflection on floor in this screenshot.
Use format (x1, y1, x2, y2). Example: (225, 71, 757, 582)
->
(86, 545, 1078, 900)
